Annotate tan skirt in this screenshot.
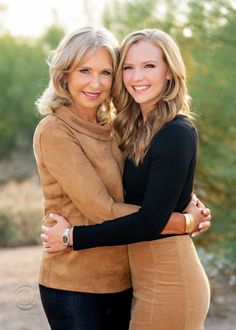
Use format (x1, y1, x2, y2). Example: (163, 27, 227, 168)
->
(128, 235, 210, 330)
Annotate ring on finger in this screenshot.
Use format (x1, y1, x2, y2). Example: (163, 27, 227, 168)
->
(43, 241, 48, 248)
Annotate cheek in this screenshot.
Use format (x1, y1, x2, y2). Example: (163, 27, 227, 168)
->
(122, 72, 131, 90)
(103, 77, 113, 91)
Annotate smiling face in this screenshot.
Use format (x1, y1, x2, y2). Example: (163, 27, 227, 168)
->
(65, 47, 113, 117)
(122, 40, 170, 114)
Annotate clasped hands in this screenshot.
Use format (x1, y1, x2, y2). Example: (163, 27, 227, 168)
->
(41, 194, 211, 253)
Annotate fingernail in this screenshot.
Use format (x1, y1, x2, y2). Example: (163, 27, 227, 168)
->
(49, 213, 54, 218)
(199, 224, 203, 229)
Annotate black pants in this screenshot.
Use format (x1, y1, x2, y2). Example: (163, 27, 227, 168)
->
(39, 285, 132, 330)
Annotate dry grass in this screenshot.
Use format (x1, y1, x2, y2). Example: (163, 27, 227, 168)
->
(0, 175, 43, 247)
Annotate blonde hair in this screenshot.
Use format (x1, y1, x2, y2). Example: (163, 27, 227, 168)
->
(36, 26, 119, 123)
(112, 29, 192, 165)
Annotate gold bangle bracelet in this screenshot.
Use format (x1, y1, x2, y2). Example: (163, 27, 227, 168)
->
(184, 213, 195, 233)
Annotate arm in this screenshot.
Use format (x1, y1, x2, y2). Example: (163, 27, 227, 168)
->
(44, 122, 210, 251)
(72, 123, 208, 249)
(42, 199, 211, 251)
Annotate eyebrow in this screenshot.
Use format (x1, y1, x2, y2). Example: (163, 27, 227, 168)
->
(123, 60, 158, 65)
(79, 65, 113, 71)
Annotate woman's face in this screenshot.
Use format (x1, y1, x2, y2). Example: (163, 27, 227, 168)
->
(65, 47, 113, 114)
(122, 40, 170, 113)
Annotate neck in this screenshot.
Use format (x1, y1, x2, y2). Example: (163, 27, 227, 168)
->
(70, 104, 98, 124)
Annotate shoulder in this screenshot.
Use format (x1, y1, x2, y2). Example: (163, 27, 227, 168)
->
(154, 115, 197, 143)
(34, 115, 71, 140)
(162, 115, 196, 135)
(150, 115, 198, 156)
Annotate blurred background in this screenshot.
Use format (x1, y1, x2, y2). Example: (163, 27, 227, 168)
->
(0, 0, 235, 329)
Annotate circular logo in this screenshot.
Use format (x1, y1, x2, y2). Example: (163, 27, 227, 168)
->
(14, 286, 35, 310)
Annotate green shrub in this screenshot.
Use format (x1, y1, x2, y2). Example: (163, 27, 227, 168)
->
(0, 207, 42, 247)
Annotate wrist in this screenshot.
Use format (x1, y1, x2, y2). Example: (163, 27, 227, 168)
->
(183, 213, 195, 233)
(62, 227, 71, 247)
(69, 227, 73, 247)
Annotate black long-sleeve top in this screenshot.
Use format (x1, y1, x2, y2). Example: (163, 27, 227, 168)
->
(73, 115, 198, 250)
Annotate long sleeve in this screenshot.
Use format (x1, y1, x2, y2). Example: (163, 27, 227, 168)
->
(73, 118, 197, 249)
(34, 121, 139, 224)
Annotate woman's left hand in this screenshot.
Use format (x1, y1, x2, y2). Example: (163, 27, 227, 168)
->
(187, 195, 212, 237)
(41, 214, 71, 252)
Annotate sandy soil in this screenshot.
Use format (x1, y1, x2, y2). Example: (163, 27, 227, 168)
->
(0, 246, 235, 330)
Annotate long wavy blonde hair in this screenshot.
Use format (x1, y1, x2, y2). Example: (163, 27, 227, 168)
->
(36, 26, 119, 124)
(112, 29, 192, 165)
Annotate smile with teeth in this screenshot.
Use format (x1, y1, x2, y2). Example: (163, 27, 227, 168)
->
(132, 85, 150, 91)
(83, 91, 101, 98)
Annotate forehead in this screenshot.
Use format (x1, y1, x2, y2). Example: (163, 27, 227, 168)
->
(80, 47, 113, 67)
(124, 40, 163, 62)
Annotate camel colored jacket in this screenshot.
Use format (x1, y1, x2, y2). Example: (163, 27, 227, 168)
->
(33, 106, 139, 293)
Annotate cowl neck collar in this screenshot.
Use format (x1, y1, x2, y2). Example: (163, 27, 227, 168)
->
(52, 106, 112, 141)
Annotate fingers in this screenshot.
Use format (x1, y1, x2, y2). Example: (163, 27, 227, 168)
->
(41, 233, 48, 241)
(191, 220, 211, 237)
(42, 241, 49, 249)
(41, 233, 49, 250)
(202, 208, 211, 216)
(191, 231, 200, 238)
(199, 220, 211, 232)
(191, 194, 198, 205)
(49, 213, 64, 222)
(42, 224, 50, 234)
(201, 214, 211, 222)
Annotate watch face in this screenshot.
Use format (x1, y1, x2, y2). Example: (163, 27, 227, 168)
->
(62, 228, 70, 246)
(63, 235, 68, 244)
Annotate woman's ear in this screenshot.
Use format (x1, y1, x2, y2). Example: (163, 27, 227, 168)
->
(166, 70, 172, 80)
(63, 73, 68, 84)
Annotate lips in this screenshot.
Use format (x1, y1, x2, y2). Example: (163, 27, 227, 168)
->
(82, 91, 101, 99)
(132, 85, 150, 91)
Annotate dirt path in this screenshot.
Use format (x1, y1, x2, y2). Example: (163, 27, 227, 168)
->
(0, 246, 235, 330)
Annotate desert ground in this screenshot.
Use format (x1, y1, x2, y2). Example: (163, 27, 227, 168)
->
(0, 246, 235, 330)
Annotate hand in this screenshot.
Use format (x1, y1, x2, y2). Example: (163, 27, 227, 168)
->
(41, 213, 71, 253)
(191, 194, 206, 209)
(184, 200, 212, 237)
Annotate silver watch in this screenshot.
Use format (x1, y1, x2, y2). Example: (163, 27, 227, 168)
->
(62, 228, 70, 247)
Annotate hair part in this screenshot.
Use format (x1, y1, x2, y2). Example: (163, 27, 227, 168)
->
(112, 28, 193, 165)
(36, 26, 119, 124)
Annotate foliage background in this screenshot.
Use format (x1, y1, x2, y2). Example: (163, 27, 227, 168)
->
(0, 0, 235, 315)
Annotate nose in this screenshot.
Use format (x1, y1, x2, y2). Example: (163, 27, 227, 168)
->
(132, 69, 143, 81)
(89, 74, 101, 89)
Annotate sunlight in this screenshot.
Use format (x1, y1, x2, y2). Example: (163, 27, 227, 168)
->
(1, 0, 105, 37)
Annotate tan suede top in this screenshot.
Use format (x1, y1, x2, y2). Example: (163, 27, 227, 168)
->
(33, 106, 139, 293)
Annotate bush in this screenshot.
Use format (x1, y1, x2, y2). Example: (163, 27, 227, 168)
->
(0, 208, 42, 247)
(0, 175, 43, 247)
(198, 247, 236, 316)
